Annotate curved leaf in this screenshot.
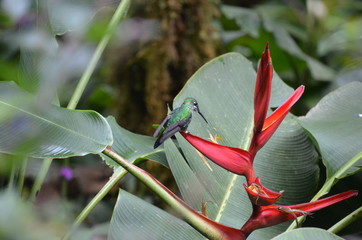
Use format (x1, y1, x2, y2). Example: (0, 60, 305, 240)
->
(109, 189, 204, 240)
(101, 116, 168, 168)
(0, 81, 112, 158)
(272, 228, 343, 240)
(298, 82, 362, 179)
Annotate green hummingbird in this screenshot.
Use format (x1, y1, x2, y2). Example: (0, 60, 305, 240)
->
(153, 97, 208, 149)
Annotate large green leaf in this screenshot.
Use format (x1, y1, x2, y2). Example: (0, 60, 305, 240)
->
(298, 82, 362, 179)
(0, 81, 112, 158)
(101, 116, 168, 168)
(164, 139, 214, 210)
(272, 228, 343, 240)
(109, 189, 203, 240)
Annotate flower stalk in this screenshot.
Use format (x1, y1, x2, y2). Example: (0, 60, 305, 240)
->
(103, 147, 244, 240)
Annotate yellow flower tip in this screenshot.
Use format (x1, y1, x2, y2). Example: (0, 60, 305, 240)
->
(215, 136, 224, 141)
(207, 131, 224, 144)
(248, 183, 265, 195)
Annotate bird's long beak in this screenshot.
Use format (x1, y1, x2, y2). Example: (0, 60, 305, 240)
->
(197, 109, 208, 124)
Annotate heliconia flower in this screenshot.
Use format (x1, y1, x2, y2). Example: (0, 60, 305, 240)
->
(180, 131, 255, 181)
(240, 190, 358, 238)
(244, 177, 284, 206)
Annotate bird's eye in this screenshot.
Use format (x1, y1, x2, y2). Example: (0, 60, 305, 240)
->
(193, 102, 197, 105)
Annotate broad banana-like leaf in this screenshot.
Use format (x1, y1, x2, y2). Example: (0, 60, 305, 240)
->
(0, 81, 112, 158)
(272, 228, 343, 240)
(170, 53, 318, 239)
(101, 116, 168, 168)
(109, 53, 319, 239)
(298, 82, 362, 179)
(108, 189, 203, 240)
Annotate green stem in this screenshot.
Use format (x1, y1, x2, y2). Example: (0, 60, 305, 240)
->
(62, 167, 128, 240)
(61, 158, 70, 199)
(30, 0, 130, 202)
(17, 157, 28, 194)
(328, 205, 362, 234)
(62, 0, 130, 230)
(102, 147, 241, 240)
(61, 0, 132, 237)
(66, 0, 131, 110)
(287, 151, 362, 231)
(29, 158, 52, 201)
(8, 162, 16, 190)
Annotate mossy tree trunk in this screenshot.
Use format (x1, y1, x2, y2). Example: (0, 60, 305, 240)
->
(109, 0, 220, 135)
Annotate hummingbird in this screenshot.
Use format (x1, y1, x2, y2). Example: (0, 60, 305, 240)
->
(153, 97, 208, 149)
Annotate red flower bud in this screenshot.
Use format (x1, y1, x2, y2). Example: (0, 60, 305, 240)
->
(241, 190, 358, 237)
(244, 177, 284, 206)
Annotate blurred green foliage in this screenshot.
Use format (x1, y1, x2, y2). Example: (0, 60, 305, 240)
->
(0, 0, 361, 239)
(219, 0, 362, 112)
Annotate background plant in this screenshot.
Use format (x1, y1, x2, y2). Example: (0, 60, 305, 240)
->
(0, 0, 361, 240)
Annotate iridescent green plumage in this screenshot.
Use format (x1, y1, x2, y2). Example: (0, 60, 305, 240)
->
(153, 97, 208, 148)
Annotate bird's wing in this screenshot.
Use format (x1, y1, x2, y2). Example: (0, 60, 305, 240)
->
(153, 118, 188, 149)
(163, 118, 188, 135)
(153, 115, 170, 137)
(154, 125, 181, 148)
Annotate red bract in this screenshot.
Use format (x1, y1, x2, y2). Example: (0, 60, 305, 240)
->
(250, 85, 305, 154)
(253, 42, 273, 139)
(180, 131, 255, 180)
(240, 190, 358, 237)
